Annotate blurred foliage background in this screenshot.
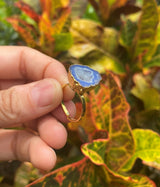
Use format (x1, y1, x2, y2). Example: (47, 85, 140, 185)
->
(1, 0, 160, 186)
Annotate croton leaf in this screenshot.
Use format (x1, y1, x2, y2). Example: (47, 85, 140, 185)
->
(111, 0, 128, 10)
(54, 33, 73, 52)
(51, 8, 71, 35)
(26, 158, 104, 187)
(98, 0, 110, 22)
(80, 50, 125, 74)
(7, 17, 38, 47)
(40, 0, 69, 18)
(26, 157, 155, 187)
(38, 12, 54, 46)
(69, 19, 125, 74)
(122, 129, 160, 171)
(15, 162, 42, 187)
(82, 71, 135, 172)
(109, 173, 156, 187)
(15, 1, 40, 22)
(144, 54, 160, 68)
(119, 18, 137, 50)
(70, 19, 119, 55)
(97, 0, 128, 24)
(133, 0, 159, 64)
(131, 74, 160, 110)
(81, 140, 155, 186)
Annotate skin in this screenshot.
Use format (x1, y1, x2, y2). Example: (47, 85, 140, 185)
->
(0, 46, 75, 171)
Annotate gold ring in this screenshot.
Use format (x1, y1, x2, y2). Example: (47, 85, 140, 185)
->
(61, 65, 102, 122)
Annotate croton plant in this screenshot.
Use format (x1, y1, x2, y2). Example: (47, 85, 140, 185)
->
(3, 0, 160, 186)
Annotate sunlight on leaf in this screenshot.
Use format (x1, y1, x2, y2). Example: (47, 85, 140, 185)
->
(144, 54, 160, 68)
(15, 162, 42, 187)
(69, 19, 125, 74)
(54, 33, 73, 52)
(122, 129, 160, 171)
(131, 74, 160, 110)
(110, 173, 156, 187)
(40, 0, 69, 18)
(80, 50, 125, 74)
(133, 0, 159, 64)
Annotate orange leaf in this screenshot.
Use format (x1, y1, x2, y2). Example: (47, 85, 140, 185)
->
(51, 7, 71, 35)
(112, 0, 128, 10)
(7, 17, 38, 47)
(39, 12, 54, 44)
(40, 0, 52, 17)
(15, 1, 40, 22)
(99, 0, 110, 21)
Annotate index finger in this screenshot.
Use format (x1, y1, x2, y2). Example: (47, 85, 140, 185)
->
(0, 46, 74, 100)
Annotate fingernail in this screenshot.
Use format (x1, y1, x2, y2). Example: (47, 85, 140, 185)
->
(31, 80, 55, 107)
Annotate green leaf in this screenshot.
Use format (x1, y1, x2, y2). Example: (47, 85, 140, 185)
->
(122, 129, 160, 171)
(27, 158, 104, 187)
(71, 19, 118, 55)
(82, 141, 155, 186)
(82, 71, 135, 172)
(133, 0, 159, 64)
(131, 74, 160, 110)
(0, 176, 3, 183)
(83, 4, 100, 22)
(144, 54, 160, 68)
(119, 18, 137, 49)
(69, 19, 125, 74)
(54, 33, 73, 52)
(110, 173, 156, 187)
(80, 50, 125, 74)
(15, 162, 42, 187)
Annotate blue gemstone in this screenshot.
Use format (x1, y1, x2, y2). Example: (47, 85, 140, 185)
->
(69, 65, 102, 88)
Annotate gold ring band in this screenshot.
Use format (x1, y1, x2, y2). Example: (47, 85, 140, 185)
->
(61, 95, 86, 122)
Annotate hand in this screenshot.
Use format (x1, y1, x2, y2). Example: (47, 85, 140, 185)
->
(0, 46, 75, 171)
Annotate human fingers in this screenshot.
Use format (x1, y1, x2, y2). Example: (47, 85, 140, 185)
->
(52, 100, 76, 123)
(0, 129, 56, 171)
(37, 115, 67, 149)
(0, 79, 26, 90)
(0, 78, 63, 128)
(0, 46, 74, 101)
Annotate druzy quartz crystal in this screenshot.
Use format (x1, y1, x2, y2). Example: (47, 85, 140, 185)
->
(68, 65, 102, 95)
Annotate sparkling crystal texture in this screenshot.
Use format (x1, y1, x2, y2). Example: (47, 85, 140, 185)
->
(69, 65, 102, 88)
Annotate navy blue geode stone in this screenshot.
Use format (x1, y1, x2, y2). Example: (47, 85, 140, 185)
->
(69, 65, 102, 88)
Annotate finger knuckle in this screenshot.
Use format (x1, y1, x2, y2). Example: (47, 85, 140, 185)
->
(0, 87, 20, 123)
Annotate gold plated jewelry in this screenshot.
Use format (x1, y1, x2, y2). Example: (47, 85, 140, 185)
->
(61, 65, 102, 122)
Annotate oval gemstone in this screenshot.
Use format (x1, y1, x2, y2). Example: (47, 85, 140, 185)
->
(69, 65, 102, 88)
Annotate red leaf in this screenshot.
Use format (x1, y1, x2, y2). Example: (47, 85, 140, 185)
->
(15, 1, 40, 22)
(40, 0, 52, 17)
(27, 158, 104, 187)
(7, 17, 38, 47)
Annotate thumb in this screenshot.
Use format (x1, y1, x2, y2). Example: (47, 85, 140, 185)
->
(0, 79, 63, 127)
